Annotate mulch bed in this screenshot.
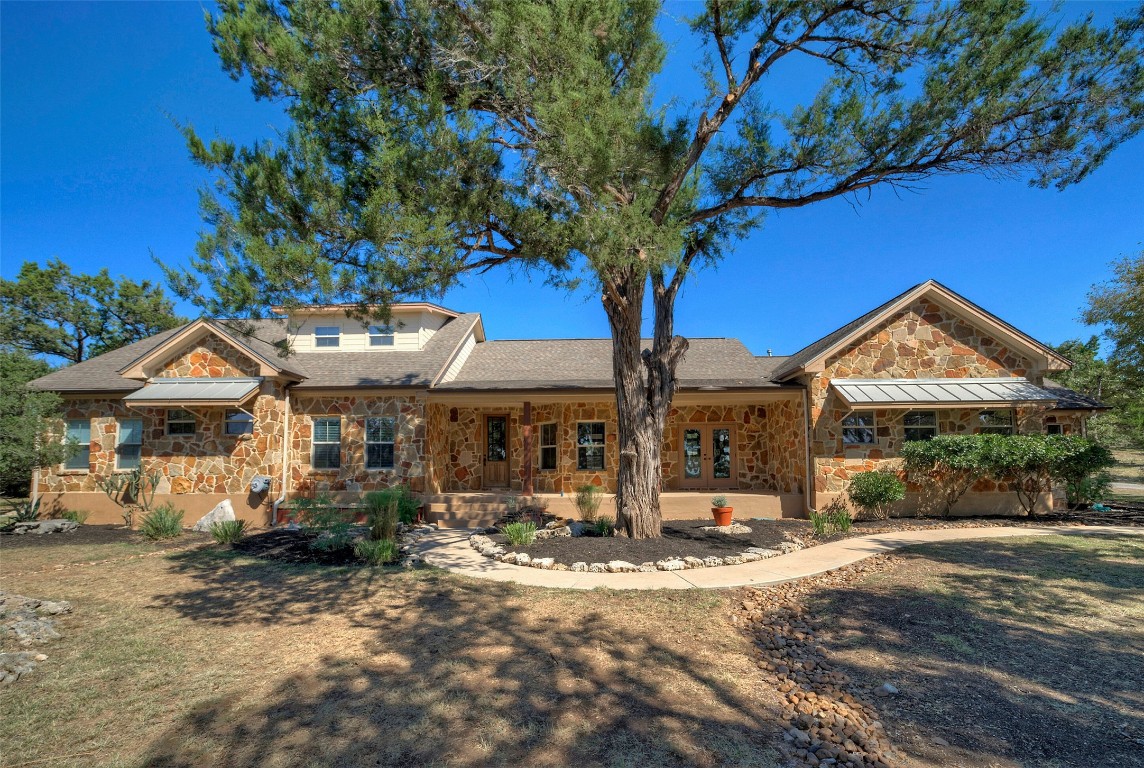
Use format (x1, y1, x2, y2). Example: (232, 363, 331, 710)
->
(0, 524, 211, 550)
(492, 518, 813, 565)
(231, 528, 361, 566)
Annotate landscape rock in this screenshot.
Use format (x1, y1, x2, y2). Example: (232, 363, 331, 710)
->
(12, 519, 78, 536)
(568, 522, 587, 537)
(500, 553, 519, 564)
(657, 558, 686, 571)
(571, 562, 589, 572)
(703, 556, 725, 568)
(637, 564, 658, 573)
(588, 563, 607, 573)
(531, 557, 555, 569)
(683, 556, 706, 569)
(516, 553, 531, 567)
(192, 499, 235, 532)
(605, 560, 637, 573)
(699, 523, 753, 534)
(0, 652, 41, 685)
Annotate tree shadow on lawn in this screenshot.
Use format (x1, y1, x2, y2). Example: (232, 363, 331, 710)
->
(806, 535, 1144, 767)
(141, 550, 784, 767)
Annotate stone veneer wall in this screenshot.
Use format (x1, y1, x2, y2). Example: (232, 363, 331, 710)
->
(805, 299, 1067, 509)
(290, 393, 427, 495)
(155, 335, 261, 378)
(436, 398, 804, 494)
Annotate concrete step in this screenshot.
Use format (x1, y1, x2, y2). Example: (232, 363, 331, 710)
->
(426, 502, 509, 513)
(428, 511, 500, 529)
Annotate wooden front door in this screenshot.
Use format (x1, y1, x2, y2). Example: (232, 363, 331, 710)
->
(679, 424, 737, 489)
(483, 414, 509, 488)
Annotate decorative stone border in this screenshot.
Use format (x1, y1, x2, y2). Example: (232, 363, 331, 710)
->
(467, 525, 806, 573)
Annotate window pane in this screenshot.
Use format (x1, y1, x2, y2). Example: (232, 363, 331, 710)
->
(65, 444, 90, 471)
(540, 446, 557, 471)
(842, 412, 874, 428)
(314, 326, 340, 347)
(578, 446, 604, 471)
(119, 419, 143, 446)
(314, 418, 340, 443)
(540, 423, 557, 447)
(366, 443, 394, 469)
(369, 326, 395, 346)
(118, 445, 142, 470)
(366, 417, 395, 443)
(577, 422, 604, 445)
(313, 444, 340, 469)
(66, 419, 90, 444)
(843, 427, 875, 444)
(225, 410, 254, 435)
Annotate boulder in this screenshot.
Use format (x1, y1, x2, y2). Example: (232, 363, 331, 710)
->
(192, 499, 235, 533)
(588, 562, 607, 573)
(703, 556, 725, 568)
(531, 557, 555, 569)
(12, 519, 78, 535)
(683, 556, 706, 569)
(657, 558, 686, 571)
(605, 560, 637, 573)
(571, 562, 589, 572)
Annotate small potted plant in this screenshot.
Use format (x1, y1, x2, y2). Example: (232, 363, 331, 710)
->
(710, 494, 733, 526)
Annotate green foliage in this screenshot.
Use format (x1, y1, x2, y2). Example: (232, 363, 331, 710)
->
(809, 509, 828, 536)
(7, 497, 41, 523)
(61, 509, 90, 525)
(901, 435, 993, 516)
(594, 516, 616, 537)
(293, 494, 356, 552)
(362, 490, 400, 541)
(209, 519, 247, 544)
(139, 503, 184, 540)
(0, 258, 183, 365)
(1083, 252, 1144, 393)
(810, 497, 852, 534)
(354, 537, 400, 566)
(365, 485, 420, 528)
(979, 434, 1115, 515)
(710, 494, 729, 508)
(0, 351, 71, 497)
(575, 484, 603, 522)
(1066, 471, 1112, 509)
(847, 470, 906, 521)
(502, 521, 537, 546)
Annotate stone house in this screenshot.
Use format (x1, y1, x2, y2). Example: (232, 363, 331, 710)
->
(29, 281, 1104, 526)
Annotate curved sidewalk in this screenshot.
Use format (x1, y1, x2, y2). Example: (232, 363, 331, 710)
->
(416, 525, 1144, 591)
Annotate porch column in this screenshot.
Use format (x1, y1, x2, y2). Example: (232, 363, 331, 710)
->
(522, 401, 534, 496)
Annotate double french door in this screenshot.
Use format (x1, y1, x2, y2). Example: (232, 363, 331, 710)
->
(679, 424, 737, 489)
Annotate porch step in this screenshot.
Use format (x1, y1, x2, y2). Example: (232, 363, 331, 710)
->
(428, 510, 501, 529)
(426, 502, 509, 514)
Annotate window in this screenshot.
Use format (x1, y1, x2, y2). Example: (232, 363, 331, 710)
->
(314, 326, 341, 348)
(1045, 423, 1063, 435)
(166, 409, 196, 436)
(841, 411, 876, 445)
(365, 416, 395, 470)
(977, 409, 1014, 435)
(312, 417, 341, 470)
(576, 422, 605, 471)
(117, 418, 143, 470)
(903, 411, 938, 442)
(225, 409, 254, 436)
(369, 325, 395, 347)
(64, 419, 90, 471)
(539, 423, 557, 471)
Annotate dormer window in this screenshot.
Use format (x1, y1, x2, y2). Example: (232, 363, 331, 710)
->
(369, 325, 395, 347)
(314, 326, 340, 348)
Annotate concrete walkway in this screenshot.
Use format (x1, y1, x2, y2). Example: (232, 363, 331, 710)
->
(416, 525, 1144, 591)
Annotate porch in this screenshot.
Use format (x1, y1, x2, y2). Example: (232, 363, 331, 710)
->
(424, 490, 806, 528)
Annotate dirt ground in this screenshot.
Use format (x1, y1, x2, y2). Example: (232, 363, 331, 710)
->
(2, 527, 1140, 767)
(806, 534, 1144, 767)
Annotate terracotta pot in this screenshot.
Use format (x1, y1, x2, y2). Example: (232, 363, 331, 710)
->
(711, 506, 733, 526)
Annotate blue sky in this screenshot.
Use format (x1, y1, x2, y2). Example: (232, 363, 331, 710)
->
(2, 1, 1140, 358)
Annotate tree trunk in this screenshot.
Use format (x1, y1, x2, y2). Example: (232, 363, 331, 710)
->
(601, 267, 688, 539)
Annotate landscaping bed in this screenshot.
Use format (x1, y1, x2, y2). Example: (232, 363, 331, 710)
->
(232, 524, 437, 567)
(0, 524, 210, 551)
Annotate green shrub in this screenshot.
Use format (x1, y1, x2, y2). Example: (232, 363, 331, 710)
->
(574, 484, 603, 522)
(61, 509, 90, 525)
(502, 521, 537, 546)
(210, 519, 247, 544)
(354, 537, 400, 565)
(711, 494, 729, 508)
(809, 509, 828, 535)
(978, 434, 1114, 516)
(594, 515, 615, 537)
(362, 490, 400, 541)
(901, 435, 991, 516)
(847, 470, 906, 521)
(7, 498, 41, 522)
(810, 497, 851, 535)
(139, 503, 184, 540)
(366, 485, 421, 525)
(828, 503, 853, 533)
(293, 494, 356, 551)
(1066, 470, 1112, 508)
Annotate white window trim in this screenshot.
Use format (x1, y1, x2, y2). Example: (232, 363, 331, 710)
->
(538, 422, 558, 472)
(841, 410, 877, 445)
(63, 418, 91, 472)
(312, 417, 341, 471)
(116, 418, 143, 471)
(365, 416, 396, 471)
(166, 409, 196, 436)
(368, 325, 396, 347)
(314, 326, 341, 349)
(576, 421, 606, 472)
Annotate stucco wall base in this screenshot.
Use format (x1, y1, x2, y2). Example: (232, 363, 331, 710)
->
(36, 492, 273, 527)
(813, 490, 1052, 518)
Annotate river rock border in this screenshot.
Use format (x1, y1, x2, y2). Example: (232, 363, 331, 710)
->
(467, 525, 805, 573)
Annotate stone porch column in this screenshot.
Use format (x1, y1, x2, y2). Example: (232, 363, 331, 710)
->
(522, 401, 534, 496)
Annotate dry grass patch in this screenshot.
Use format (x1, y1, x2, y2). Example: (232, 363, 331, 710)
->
(1111, 449, 1144, 485)
(806, 533, 1144, 768)
(1, 543, 785, 767)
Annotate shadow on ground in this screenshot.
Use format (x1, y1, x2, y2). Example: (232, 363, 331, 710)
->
(806, 535, 1144, 768)
(139, 550, 783, 767)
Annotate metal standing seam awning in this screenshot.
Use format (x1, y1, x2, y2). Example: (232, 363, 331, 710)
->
(832, 378, 1059, 409)
(122, 377, 263, 407)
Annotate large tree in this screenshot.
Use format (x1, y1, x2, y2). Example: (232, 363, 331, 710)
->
(169, 0, 1144, 537)
(0, 351, 70, 497)
(0, 258, 185, 365)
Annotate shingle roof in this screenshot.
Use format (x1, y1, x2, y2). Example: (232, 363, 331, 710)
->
(291, 313, 482, 389)
(436, 337, 783, 391)
(1041, 379, 1111, 411)
(28, 314, 481, 392)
